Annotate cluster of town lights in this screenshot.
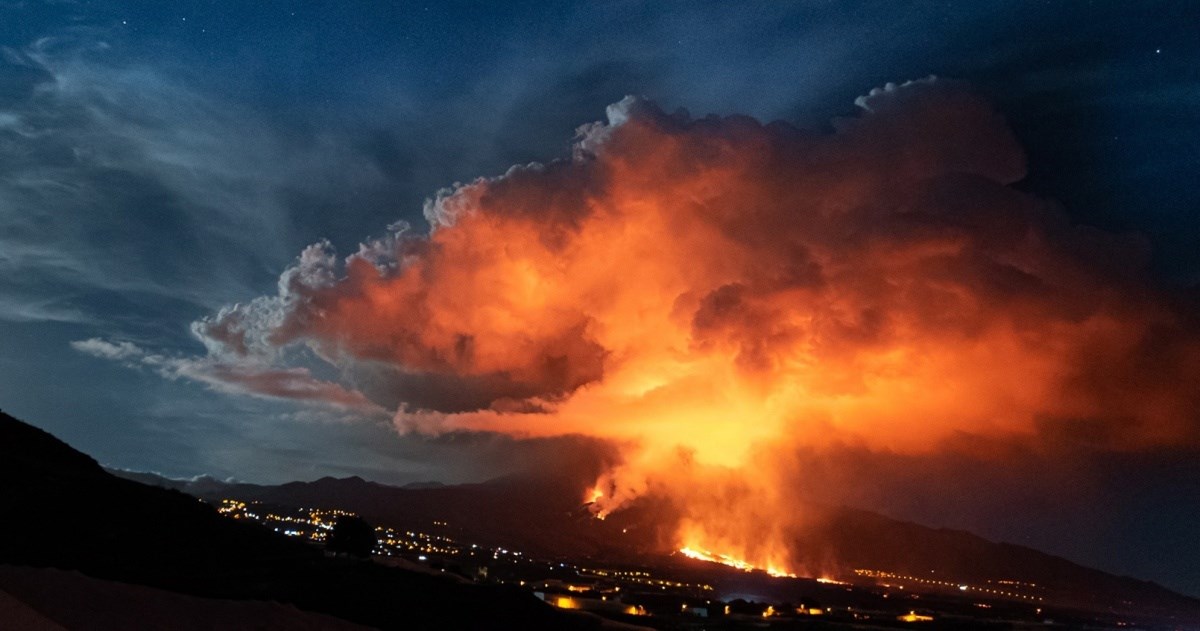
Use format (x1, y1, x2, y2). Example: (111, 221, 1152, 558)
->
(854, 569, 1045, 602)
(216, 497, 1062, 626)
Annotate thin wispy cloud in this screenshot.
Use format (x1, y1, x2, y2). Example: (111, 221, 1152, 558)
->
(71, 337, 386, 414)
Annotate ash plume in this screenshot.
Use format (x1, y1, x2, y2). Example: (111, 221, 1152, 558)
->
(176, 78, 1200, 573)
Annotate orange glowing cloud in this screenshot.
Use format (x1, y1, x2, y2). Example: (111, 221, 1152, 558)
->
(192, 78, 1200, 575)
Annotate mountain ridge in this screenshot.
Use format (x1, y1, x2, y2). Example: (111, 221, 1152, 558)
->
(19, 407, 1196, 625)
(0, 410, 607, 630)
(113, 467, 1200, 620)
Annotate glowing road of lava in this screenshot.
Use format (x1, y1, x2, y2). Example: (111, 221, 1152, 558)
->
(679, 546, 797, 578)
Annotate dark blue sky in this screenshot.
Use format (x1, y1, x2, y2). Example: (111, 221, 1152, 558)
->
(1, 0, 1198, 595)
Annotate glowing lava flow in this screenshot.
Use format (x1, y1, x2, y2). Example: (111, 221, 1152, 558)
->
(586, 487, 608, 519)
(678, 546, 797, 578)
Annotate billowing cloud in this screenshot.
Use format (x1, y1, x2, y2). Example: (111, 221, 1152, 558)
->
(124, 78, 1200, 574)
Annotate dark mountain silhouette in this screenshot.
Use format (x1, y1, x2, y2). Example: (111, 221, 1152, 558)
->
(120, 464, 1200, 624)
(790, 506, 1200, 620)
(121, 469, 643, 561)
(0, 411, 610, 630)
(0, 565, 371, 631)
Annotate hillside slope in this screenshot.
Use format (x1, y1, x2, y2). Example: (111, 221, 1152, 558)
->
(126, 466, 1200, 622)
(0, 411, 600, 630)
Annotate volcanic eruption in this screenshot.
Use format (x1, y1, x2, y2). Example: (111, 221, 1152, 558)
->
(190, 78, 1200, 577)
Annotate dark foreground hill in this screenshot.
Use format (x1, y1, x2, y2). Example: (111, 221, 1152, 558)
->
(0, 565, 371, 631)
(0, 411, 607, 630)
(128, 462, 1200, 624)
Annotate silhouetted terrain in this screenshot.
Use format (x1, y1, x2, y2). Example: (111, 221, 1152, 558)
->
(0, 411, 603, 630)
(124, 462, 1200, 622)
(6, 407, 1195, 628)
(0, 565, 370, 630)
(795, 506, 1199, 614)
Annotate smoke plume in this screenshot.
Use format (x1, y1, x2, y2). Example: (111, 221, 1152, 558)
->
(190, 78, 1200, 573)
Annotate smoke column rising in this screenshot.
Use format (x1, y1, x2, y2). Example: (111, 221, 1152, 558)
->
(192, 78, 1200, 573)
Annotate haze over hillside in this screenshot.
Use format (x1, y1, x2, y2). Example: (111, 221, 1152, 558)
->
(117, 458, 1200, 622)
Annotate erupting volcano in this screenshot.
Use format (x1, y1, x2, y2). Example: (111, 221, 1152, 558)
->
(191, 79, 1200, 580)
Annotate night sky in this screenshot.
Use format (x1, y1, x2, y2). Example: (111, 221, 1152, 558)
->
(2, 1, 1199, 596)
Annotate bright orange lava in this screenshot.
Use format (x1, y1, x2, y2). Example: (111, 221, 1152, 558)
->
(678, 546, 797, 578)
